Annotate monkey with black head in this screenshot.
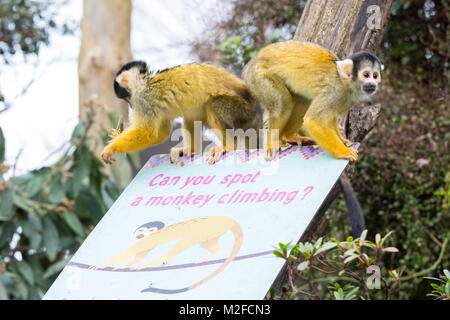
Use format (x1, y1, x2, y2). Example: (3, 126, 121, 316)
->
(242, 41, 383, 161)
(102, 61, 261, 165)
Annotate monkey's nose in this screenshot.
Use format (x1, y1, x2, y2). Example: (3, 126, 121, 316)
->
(363, 83, 377, 94)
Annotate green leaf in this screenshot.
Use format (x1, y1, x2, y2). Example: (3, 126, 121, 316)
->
(382, 247, 399, 253)
(14, 167, 51, 198)
(314, 237, 323, 249)
(13, 192, 36, 213)
(380, 231, 394, 247)
(315, 242, 338, 255)
(443, 269, 450, 279)
(273, 250, 284, 259)
(42, 217, 59, 261)
(297, 261, 309, 271)
(0, 126, 5, 163)
(0, 187, 14, 221)
(359, 230, 368, 242)
(13, 274, 28, 299)
(0, 222, 15, 248)
(62, 210, 84, 237)
(70, 121, 86, 143)
(15, 261, 34, 285)
(344, 254, 359, 264)
(48, 172, 65, 204)
(0, 281, 7, 300)
(43, 259, 68, 279)
(75, 188, 103, 221)
(375, 233, 381, 246)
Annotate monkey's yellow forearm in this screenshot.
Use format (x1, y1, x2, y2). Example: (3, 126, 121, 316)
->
(106, 128, 155, 153)
(303, 117, 358, 162)
(101, 127, 168, 164)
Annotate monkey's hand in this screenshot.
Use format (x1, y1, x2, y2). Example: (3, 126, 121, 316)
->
(109, 128, 122, 138)
(101, 145, 117, 165)
(170, 146, 191, 164)
(206, 146, 228, 165)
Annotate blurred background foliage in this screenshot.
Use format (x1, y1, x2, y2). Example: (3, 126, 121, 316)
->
(0, 0, 448, 299)
(0, 0, 74, 64)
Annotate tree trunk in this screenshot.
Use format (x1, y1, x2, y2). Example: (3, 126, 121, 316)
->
(78, 0, 134, 188)
(79, 0, 132, 154)
(268, 0, 394, 298)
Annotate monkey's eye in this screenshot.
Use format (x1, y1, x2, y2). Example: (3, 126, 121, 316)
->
(373, 72, 378, 79)
(363, 71, 370, 78)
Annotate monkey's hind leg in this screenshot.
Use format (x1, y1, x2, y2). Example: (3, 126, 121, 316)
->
(281, 94, 316, 147)
(303, 102, 358, 163)
(248, 73, 293, 161)
(204, 95, 246, 164)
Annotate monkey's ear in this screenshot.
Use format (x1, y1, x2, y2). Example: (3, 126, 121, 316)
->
(381, 64, 385, 71)
(336, 59, 353, 80)
(116, 71, 132, 88)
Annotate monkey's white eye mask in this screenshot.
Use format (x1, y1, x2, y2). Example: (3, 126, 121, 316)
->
(336, 58, 382, 97)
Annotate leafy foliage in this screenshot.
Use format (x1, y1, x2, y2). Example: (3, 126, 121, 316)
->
(273, 230, 402, 300)
(425, 269, 450, 300)
(0, 110, 121, 299)
(0, 0, 74, 63)
(192, 0, 306, 73)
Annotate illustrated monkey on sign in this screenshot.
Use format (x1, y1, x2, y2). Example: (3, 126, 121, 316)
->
(243, 40, 383, 161)
(101, 61, 261, 165)
(89, 216, 243, 294)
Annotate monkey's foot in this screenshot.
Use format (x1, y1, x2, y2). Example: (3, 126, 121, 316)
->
(206, 146, 227, 165)
(340, 148, 358, 163)
(170, 146, 191, 164)
(101, 146, 117, 165)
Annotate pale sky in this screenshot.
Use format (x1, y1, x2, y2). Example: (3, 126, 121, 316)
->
(0, 0, 224, 176)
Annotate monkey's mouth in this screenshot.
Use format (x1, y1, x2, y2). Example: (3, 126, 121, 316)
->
(363, 84, 377, 95)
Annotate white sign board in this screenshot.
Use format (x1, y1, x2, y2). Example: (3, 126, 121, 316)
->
(43, 144, 357, 300)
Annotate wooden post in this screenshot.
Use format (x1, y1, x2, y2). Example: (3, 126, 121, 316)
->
(268, 0, 394, 298)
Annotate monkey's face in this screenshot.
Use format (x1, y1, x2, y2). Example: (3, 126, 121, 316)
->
(134, 226, 159, 240)
(356, 61, 382, 99)
(344, 52, 383, 102)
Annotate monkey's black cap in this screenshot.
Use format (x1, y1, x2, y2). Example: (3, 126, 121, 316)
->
(113, 60, 148, 100)
(347, 51, 383, 77)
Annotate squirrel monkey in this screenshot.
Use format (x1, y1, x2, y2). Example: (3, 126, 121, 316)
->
(101, 61, 261, 165)
(242, 41, 383, 162)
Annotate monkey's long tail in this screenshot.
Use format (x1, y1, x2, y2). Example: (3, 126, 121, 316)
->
(141, 222, 243, 294)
